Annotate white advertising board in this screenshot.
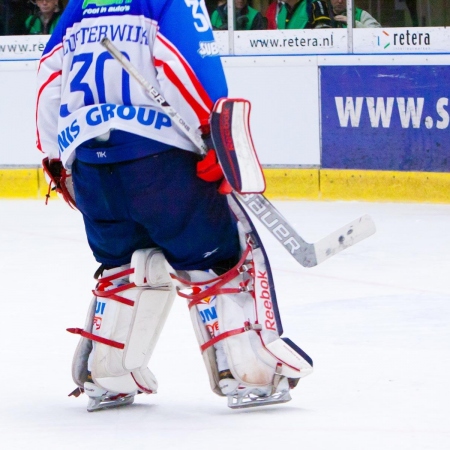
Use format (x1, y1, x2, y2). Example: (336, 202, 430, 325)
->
(223, 56, 321, 166)
(214, 29, 348, 56)
(0, 35, 50, 61)
(234, 29, 348, 56)
(353, 27, 450, 54)
(0, 61, 41, 165)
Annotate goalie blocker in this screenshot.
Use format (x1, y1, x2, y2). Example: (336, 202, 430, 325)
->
(210, 98, 266, 195)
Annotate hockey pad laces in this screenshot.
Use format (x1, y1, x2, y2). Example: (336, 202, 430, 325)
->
(199, 320, 263, 353)
(172, 241, 263, 353)
(67, 267, 136, 349)
(172, 242, 254, 309)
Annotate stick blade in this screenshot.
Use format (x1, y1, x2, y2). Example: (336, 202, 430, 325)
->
(313, 214, 376, 265)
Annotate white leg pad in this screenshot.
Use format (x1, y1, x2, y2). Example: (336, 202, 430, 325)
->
(71, 296, 95, 388)
(187, 288, 223, 396)
(218, 246, 313, 383)
(184, 235, 313, 396)
(72, 248, 175, 395)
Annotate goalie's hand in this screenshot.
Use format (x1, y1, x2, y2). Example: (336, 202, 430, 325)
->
(196, 149, 233, 194)
(42, 157, 77, 208)
(196, 149, 223, 183)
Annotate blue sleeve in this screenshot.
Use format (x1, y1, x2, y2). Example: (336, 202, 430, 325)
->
(156, 0, 228, 102)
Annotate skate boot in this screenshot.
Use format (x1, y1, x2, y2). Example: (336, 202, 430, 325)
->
(218, 369, 239, 395)
(83, 381, 136, 412)
(219, 363, 292, 409)
(225, 374, 292, 409)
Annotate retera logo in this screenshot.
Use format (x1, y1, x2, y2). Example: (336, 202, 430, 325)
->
(377, 30, 390, 49)
(377, 29, 431, 49)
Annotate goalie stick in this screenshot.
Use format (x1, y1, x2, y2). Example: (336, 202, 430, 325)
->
(238, 194, 375, 267)
(100, 38, 375, 268)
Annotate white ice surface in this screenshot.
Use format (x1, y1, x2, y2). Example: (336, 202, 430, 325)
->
(0, 199, 449, 449)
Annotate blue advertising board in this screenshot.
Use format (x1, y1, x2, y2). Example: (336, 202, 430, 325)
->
(320, 65, 450, 172)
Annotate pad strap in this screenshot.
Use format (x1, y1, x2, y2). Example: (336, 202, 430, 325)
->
(200, 322, 263, 352)
(93, 283, 136, 307)
(176, 240, 262, 354)
(67, 327, 125, 349)
(68, 267, 137, 349)
(174, 243, 253, 309)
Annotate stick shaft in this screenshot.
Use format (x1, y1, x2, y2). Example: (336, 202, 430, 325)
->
(100, 37, 375, 267)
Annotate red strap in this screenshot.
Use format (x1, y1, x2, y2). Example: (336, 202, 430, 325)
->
(68, 387, 83, 397)
(93, 282, 136, 307)
(45, 181, 52, 205)
(200, 322, 262, 353)
(176, 244, 253, 308)
(66, 327, 125, 350)
(185, 288, 242, 309)
(173, 244, 252, 288)
(100, 268, 134, 283)
(200, 327, 246, 352)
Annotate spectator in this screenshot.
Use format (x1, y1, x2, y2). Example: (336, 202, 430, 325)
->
(211, 0, 265, 30)
(328, 0, 381, 28)
(25, 0, 63, 35)
(405, 0, 419, 27)
(265, 0, 279, 30)
(266, 0, 331, 30)
(0, 0, 32, 35)
(205, 0, 223, 16)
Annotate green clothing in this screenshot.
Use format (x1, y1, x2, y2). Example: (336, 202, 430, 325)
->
(277, 0, 331, 30)
(25, 11, 62, 35)
(277, 0, 310, 29)
(211, 5, 262, 31)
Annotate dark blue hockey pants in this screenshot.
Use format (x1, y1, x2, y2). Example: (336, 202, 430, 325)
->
(71, 149, 240, 271)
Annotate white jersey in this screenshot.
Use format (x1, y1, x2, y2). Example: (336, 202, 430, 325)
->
(36, 0, 227, 168)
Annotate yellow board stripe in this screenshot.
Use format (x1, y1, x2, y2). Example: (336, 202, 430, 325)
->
(264, 168, 450, 203)
(320, 169, 450, 203)
(1, 167, 450, 203)
(262, 168, 320, 200)
(0, 168, 49, 199)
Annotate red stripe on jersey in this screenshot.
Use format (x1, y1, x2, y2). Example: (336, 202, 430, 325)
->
(36, 70, 62, 152)
(154, 57, 210, 126)
(156, 35, 213, 120)
(38, 43, 63, 72)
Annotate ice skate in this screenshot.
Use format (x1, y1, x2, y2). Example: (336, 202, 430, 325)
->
(84, 381, 136, 412)
(218, 369, 240, 395)
(226, 376, 292, 409)
(218, 360, 292, 408)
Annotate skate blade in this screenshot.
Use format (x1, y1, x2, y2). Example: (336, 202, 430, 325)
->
(87, 395, 135, 412)
(227, 390, 292, 409)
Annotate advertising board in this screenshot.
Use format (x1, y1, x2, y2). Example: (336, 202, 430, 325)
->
(321, 64, 450, 171)
(353, 27, 450, 54)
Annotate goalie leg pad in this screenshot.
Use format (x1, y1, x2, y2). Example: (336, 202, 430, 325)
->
(69, 248, 176, 395)
(71, 295, 95, 389)
(224, 195, 314, 382)
(178, 208, 313, 399)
